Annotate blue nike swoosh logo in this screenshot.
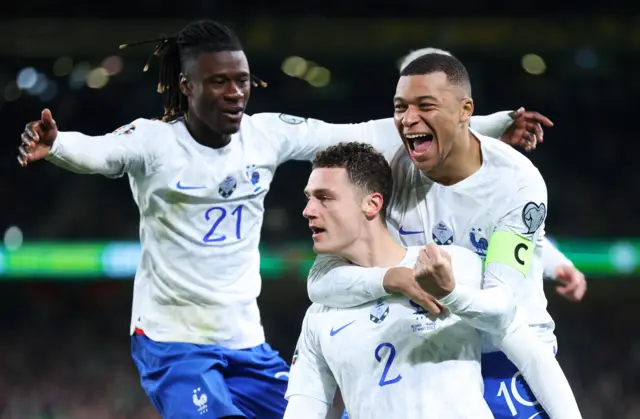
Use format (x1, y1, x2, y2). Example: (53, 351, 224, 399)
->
(398, 226, 424, 235)
(330, 320, 356, 336)
(176, 181, 206, 190)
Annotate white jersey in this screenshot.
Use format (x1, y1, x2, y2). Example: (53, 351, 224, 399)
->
(308, 131, 555, 352)
(45, 112, 512, 348)
(287, 246, 494, 419)
(387, 132, 554, 351)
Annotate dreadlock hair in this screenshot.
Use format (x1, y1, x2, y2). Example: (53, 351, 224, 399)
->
(120, 19, 267, 122)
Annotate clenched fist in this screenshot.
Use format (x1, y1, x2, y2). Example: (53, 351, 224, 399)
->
(414, 244, 455, 299)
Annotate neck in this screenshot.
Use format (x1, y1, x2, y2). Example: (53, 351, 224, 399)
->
(184, 114, 232, 149)
(425, 129, 482, 186)
(341, 222, 407, 268)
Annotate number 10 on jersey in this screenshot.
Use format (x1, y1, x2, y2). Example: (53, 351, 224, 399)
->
(203, 205, 244, 243)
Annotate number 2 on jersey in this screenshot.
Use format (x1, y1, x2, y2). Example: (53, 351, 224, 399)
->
(203, 205, 243, 243)
(374, 342, 402, 387)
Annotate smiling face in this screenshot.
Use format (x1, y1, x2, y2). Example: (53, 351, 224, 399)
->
(393, 71, 474, 174)
(180, 50, 251, 135)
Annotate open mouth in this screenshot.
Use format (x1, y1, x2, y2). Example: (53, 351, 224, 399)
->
(222, 107, 244, 120)
(405, 133, 434, 154)
(309, 226, 326, 237)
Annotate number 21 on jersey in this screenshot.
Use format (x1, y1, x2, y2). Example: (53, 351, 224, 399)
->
(203, 204, 244, 243)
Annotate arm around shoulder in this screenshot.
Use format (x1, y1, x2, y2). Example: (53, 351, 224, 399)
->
(307, 254, 390, 308)
(251, 112, 402, 164)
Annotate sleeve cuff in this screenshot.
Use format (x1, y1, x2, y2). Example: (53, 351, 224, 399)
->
(45, 133, 64, 160)
(437, 284, 473, 313)
(366, 267, 392, 299)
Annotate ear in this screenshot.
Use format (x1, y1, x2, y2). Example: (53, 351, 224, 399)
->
(460, 97, 474, 124)
(179, 73, 191, 97)
(363, 192, 384, 220)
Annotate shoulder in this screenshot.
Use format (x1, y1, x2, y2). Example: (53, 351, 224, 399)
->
(305, 303, 331, 316)
(477, 132, 545, 191)
(110, 117, 173, 140)
(243, 112, 310, 135)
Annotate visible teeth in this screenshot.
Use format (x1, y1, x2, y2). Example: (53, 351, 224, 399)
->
(406, 133, 432, 139)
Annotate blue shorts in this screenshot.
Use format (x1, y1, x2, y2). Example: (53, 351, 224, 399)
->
(131, 333, 290, 419)
(482, 351, 552, 419)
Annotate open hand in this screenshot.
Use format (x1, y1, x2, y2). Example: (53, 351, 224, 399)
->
(18, 108, 58, 167)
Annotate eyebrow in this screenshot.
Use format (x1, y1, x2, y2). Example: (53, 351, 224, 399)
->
(203, 71, 250, 81)
(304, 187, 334, 196)
(394, 94, 438, 103)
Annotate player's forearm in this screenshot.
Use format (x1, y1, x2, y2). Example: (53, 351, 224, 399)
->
(45, 132, 132, 176)
(308, 256, 389, 308)
(499, 322, 582, 419)
(437, 283, 516, 336)
(284, 395, 332, 419)
(469, 111, 513, 139)
(542, 237, 573, 279)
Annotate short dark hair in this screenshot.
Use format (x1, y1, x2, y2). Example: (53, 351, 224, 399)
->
(120, 19, 266, 122)
(400, 53, 472, 96)
(312, 142, 393, 222)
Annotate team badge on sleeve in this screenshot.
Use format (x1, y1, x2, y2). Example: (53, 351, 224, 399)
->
(521, 202, 547, 234)
(278, 113, 306, 125)
(112, 123, 136, 136)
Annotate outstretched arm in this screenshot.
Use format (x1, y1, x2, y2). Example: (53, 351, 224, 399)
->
(19, 109, 158, 178)
(45, 119, 159, 177)
(253, 109, 552, 168)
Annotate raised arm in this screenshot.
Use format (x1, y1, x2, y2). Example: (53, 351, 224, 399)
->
(19, 109, 159, 178)
(252, 111, 543, 167)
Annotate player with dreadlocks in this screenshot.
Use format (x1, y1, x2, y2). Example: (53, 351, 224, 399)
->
(18, 18, 556, 419)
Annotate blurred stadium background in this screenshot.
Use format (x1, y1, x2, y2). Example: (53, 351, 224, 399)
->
(1, 1, 638, 418)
